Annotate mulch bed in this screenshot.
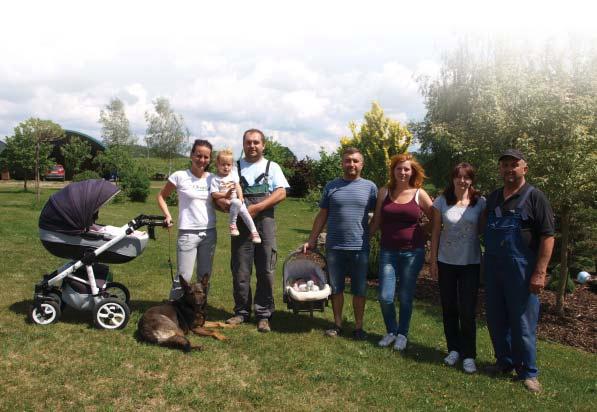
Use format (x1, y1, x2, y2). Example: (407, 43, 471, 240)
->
(366, 265, 597, 353)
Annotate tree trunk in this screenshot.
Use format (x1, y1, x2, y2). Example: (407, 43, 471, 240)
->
(556, 206, 571, 316)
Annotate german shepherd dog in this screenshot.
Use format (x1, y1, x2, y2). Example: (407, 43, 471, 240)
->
(137, 275, 232, 352)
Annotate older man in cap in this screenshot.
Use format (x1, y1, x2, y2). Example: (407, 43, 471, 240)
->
(483, 149, 555, 393)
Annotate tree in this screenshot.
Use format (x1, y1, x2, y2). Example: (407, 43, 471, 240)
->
(94, 145, 133, 181)
(340, 101, 412, 187)
(312, 148, 342, 189)
(1, 130, 53, 191)
(7, 119, 64, 199)
(99, 98, 136, 148)
(61, 138, 92, 176)
(263, 137, 297, 180)
(416, 38, 597, 314)
(145, 98, 189, 174)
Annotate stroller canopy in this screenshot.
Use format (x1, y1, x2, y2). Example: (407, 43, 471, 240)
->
(39, 179, 120, 235)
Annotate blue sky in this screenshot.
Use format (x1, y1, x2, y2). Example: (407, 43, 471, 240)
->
(1, 0, 594, 159)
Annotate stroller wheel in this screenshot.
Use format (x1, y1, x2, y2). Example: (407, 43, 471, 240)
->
(29, 300, 61, 325)
(102, 282, 131, 305)
(93, 298, 130, 330)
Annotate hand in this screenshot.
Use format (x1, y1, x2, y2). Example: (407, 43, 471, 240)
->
(429, 261, 438, 278)
(302, 241, 316, 254)
(163, 216, 173, 229)
(247, 204, 260, 218)
(225, 188, 234, 199)
(529, 271, 547, 294)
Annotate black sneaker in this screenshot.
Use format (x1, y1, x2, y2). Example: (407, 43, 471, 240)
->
(352, 329, 368, 341)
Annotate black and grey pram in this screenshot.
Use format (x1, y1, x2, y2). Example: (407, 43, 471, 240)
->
(29, 179, 165, 329)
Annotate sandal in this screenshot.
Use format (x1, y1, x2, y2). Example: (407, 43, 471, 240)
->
(324, 325, 342, 337)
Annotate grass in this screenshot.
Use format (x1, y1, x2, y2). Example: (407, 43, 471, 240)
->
(0, 184, 595, 411)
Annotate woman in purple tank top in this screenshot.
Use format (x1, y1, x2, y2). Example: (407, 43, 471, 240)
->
(369, 153, 433, 351)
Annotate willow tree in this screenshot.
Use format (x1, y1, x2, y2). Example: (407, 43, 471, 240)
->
(341, 101, 411, 187)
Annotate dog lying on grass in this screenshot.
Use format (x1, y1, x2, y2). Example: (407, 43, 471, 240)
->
(137, 275, 233, 352)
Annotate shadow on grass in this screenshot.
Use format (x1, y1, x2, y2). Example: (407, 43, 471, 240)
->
(290, 228, 311, 235)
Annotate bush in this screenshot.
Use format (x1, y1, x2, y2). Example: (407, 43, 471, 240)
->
(120, 167, 150, 202)
(166, 190, 178, 206)
(302, 187, 322, 211)
(546, 264, 576, 294)
(72, 170, 101, 182)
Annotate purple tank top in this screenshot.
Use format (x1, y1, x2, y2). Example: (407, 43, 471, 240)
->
(380, 191, 426, 250)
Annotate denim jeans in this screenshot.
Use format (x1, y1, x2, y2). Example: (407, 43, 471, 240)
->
(378, 248, 424, 336)
(326, 248, 369, 296)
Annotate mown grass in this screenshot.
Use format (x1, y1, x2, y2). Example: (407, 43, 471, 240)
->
(0, 185, 595, 411)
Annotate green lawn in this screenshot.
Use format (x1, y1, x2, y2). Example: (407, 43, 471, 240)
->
(0, 186, 595, 411)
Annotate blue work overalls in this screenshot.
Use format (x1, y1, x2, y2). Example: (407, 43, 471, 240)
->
(484, 186, 539, 379)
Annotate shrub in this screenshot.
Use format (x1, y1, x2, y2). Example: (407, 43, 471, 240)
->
(120, 167, 150, 202)
(72, 170, 101, 182)
(302, 187, 322, 211)
(166, 190, 178, 206)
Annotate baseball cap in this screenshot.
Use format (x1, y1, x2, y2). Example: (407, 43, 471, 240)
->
(498, 149, 526, 162)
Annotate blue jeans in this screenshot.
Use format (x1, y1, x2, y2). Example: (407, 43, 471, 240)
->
(326, 248, 369, 297)
(378, 248, 424, 336)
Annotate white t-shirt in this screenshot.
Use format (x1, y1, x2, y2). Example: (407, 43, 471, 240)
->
(237, 157, 290, 192)
(210, 172, 240, 200)
(432, 195, 486, 265)
(168, 170, 216, 230)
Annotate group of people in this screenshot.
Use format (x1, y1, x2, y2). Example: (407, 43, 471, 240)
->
(302, 147, 554, 393)
(157, 129, 554, 394)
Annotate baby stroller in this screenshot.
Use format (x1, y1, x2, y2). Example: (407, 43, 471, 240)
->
(282, 250, 331, 316)
(30, 179, 166, 330)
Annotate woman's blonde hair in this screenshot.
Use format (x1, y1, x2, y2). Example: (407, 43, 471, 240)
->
(387, 153, 427, 190)
(216, 148, 234, 163)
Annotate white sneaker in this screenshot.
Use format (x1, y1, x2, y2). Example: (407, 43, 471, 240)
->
(378, 333, 396, 347)
(463, 358, 477, 374)
(444, 351, 460, 366)
(393, 334, 407, 351)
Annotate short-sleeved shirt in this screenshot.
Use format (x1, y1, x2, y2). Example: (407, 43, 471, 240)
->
(485, 183, 555, 253)
(168, 170, 216, 230)
(433, 195, 486, 265)
(237, 158, 289, 193)
(210, 173, 239, 199)
(320, 178, 378, 251)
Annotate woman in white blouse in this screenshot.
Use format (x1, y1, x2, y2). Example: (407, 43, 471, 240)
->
(430, 163, 486, 374)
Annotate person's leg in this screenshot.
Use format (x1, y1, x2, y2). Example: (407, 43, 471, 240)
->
(378, 248, 398, 335)
(194, 228, 217, 294)
(458, 264, 480, 359)
(236, 201, 259, 234)
(229, 198, 241, 226)
(484, 255, 514, 371)
(326, 249, 346, 329)
(170, 230, 200, 300)
(350, 249, 369, 331)
(230, 224, 254, 321)
(396, 248, 424, 337)
(253, 216, 276, 320)
(438, 261, 461, 354)
(504, 257, 539, 379)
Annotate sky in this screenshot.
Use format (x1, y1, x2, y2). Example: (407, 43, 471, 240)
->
(1, 0, 595, 159)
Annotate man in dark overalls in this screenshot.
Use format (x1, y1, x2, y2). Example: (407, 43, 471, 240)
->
(224, 129, 289, 333)
(484, 149, 554, 393)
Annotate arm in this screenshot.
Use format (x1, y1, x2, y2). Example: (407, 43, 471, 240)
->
(529, 235, 555, 294)
(302, 208, 329, 253)
(429, 206, 442, 277)
(418, 188, 434, 219)
(247, 187, 286, 218)
(369, 186, 386, 237)
(157, 181, 176, 228)
(235, 182, 244, 203)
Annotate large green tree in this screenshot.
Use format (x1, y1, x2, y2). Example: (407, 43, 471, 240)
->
(341, 101, 411, 187)
(145, 98, 189, 174)
(263, 137, 297, 180)
(416, 39, 597, 314)
(99, 98, 136, 148)
(61, 138, 92, 176)
(6, 119, 64, 199)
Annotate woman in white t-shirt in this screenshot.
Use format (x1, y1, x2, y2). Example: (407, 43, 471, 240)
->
(430, 163, 486, 374)
(157, 139, 217, 300)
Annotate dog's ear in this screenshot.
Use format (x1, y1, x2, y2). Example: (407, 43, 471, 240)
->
(179, 276, 190, 291)
(200, 274, 210, 290)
